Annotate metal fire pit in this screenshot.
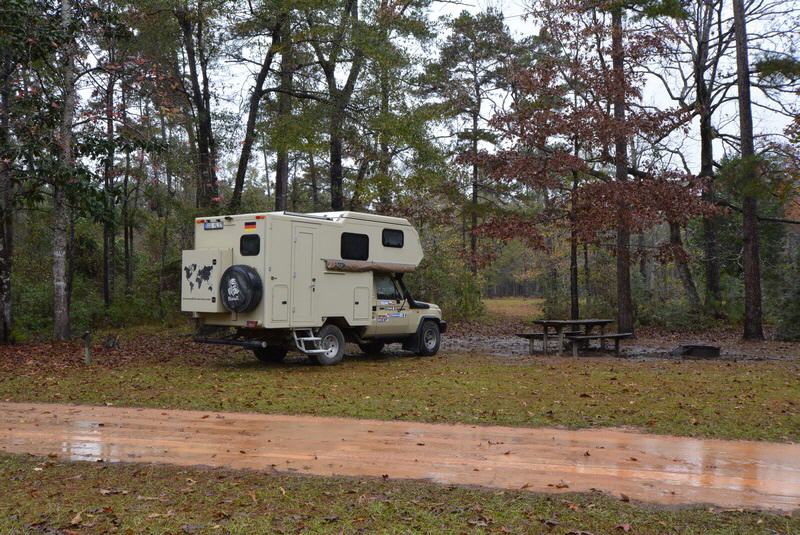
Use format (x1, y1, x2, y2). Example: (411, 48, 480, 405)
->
(669, 345, 721, 359)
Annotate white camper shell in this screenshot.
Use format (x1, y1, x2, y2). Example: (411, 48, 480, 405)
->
(181, 211, 446, 365)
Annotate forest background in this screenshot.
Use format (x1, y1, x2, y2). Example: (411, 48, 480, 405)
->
(0, 0, 798, 343)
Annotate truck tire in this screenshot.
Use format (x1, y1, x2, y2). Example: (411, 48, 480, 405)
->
(253, 346, 288, 363)
(358, 342, 385, 355)
(416, 320, 441, 356)
(314, 324, 345, 366)
(220, 265, 262, 313)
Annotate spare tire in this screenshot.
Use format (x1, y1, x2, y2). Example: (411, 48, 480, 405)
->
(220, 265, 262, 313)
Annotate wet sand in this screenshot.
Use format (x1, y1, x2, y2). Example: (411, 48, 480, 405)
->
(1, 402, 798, 512)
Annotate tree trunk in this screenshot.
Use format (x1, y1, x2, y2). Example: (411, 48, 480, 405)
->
(638, 233, 651, 300)
(308, 151, 319, 210)
(583, 243, 591, 300)
(732, 0, 764, 340)
(569, 173, 579, 320)
(349, 157, 369, 210)
(0, 53, 13, 342)
(157, 115, 172, 318)
(612, 9, 634, 334)
(122, 150, 130, 293)
(470, 107, 479, 276)
(274, 15, 293, 212)
(698, 91, 721, 308)
(669, 222, 701, 309)
(103, 72, 115, 307)
(262, 146, 271, 200)
(329, 108, 345, 210)
(53, 0, 75, 341)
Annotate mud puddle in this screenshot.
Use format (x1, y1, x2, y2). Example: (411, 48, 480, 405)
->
(2, 402, 799, 512)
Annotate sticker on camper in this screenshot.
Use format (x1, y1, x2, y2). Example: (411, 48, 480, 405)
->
(227, 278, 241, 302)
(389, 312, 407, 318)
(244, 221, 257, 232)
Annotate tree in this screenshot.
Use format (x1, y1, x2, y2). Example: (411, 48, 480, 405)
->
(228, 2, 283, 212)
(488, 0, 693, 329)
(175, 0, 220, 208)
(732, 0, 763, 339)
(53, 0, 78, 340)
(0, 0, 59, 341)
(305, 0, 365, 210)
(425, 9, 515, 275)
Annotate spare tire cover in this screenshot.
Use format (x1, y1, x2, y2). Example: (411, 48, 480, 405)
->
(220, 265, 263, 313)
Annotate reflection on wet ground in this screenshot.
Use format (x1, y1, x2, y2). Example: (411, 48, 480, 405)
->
(1, 402, 798, 512)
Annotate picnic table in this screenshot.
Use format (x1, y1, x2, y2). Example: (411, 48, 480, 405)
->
(530, 319, 614, 355)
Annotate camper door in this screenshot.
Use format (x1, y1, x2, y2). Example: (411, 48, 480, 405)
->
(291, 224, 318, 325)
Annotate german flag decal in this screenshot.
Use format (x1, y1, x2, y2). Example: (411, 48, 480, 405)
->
(244, 221, 257, 232)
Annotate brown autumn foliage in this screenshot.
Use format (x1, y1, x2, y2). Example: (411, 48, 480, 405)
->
(481, 0, 712, 249)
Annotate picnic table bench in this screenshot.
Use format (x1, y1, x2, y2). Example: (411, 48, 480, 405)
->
(517, 319, 614, 355)
(564, 332, 633, 357)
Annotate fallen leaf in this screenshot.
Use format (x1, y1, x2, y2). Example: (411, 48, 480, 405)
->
(70, 511, 83, 526)
(615, 523, 631, 532)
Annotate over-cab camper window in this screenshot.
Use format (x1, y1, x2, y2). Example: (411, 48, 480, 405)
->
(240, 235, 260, 256)
(382, 228, 404, 248)
(341, 232, 369, 260)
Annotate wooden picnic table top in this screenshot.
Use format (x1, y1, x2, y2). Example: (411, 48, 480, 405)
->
(532, 319, 614, 326)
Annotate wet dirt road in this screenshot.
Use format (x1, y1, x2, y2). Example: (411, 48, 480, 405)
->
(2, 402, 799, 512)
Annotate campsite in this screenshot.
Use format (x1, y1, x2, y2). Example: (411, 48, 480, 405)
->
(1, 0, 799, 532)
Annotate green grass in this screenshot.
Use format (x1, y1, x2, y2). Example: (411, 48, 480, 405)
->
(483, 297, 544, 322)
(1, 453, 796, 534)
(2, 340, 798, 442)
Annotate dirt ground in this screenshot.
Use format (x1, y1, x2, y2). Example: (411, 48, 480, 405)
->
(4, 402, 799, 513)
(442, 298, 800, 361)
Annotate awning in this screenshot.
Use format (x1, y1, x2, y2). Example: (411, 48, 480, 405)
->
(323, 258, 417, 273)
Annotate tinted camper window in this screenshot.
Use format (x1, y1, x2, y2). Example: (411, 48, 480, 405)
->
(382, 229, 404, 248)
(240, 235, 260, 256)
(341, 232, 369, 260)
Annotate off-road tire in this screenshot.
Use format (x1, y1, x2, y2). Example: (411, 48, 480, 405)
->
(253, 346, 288, 363)
(313, 324, 345, 366)
(416, 320, 441, 356)
(358, 342, 385, 355)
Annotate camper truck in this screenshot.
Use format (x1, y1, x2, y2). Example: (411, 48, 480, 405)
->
(181, 211, 446, 365)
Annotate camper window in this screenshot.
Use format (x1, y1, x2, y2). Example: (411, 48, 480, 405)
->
(382, 229, 404, 248)
(375, 274, 401, 301)
(341, 232, 369, 260)
(240, 235, 260, 256)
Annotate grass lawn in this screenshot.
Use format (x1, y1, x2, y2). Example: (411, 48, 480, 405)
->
(1, 333, 798, 442)
(2, 453, 796, 534)
(483, 296, 544, 322)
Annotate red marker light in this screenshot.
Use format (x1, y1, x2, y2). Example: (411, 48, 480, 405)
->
(256, 215, 266, 220)
(246, 320, 258, 328)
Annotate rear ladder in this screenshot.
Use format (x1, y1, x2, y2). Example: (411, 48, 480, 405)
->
(292, 328, 327, 355)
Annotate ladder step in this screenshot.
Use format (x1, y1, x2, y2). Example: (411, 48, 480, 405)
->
(299, 337, 321, 342)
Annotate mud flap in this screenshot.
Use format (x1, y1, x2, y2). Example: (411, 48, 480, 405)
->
(403, 316, 443, 353)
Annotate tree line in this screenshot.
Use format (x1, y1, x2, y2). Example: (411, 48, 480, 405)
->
(0, 0, 798, 342)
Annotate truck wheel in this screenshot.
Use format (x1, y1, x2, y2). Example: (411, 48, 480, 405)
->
(416, 320, 441, 356)
(253, 346, 288, 363)
(314, 324, 345, 366)
(358, 342, 385, 355)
